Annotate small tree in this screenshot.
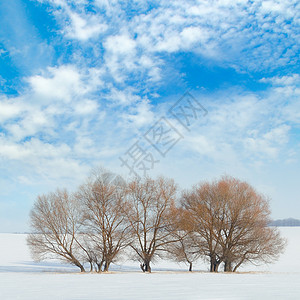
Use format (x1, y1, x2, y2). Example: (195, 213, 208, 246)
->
(167, 208, 201, 272)
(168, 232, 201, 272)
(27, 189, 86, 272)
(124, 177, 178, 273)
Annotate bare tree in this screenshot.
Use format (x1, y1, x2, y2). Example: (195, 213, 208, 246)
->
(222, 225, 285, 272)
(181, 183, 225, 272)
(77, 169, 131, 272)
(215, 177, 286, 272)
(168, 232, 201, 272)
(27, 189, 86, 272)
(166, 208, 201, 272)
(181, 176, 286, 272)
(124, 177, 178, 273)
(27, 172, 285, 274)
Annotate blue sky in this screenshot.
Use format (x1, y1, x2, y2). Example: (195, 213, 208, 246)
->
(0, 0, 299, 232)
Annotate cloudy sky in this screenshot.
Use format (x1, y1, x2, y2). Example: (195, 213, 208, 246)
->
(0, 0, 299, 232)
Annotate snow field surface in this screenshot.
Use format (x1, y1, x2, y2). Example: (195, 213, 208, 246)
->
(0, 228, 299, 300)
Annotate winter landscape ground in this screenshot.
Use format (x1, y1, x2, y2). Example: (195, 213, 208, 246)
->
(0, 227, 299, 300)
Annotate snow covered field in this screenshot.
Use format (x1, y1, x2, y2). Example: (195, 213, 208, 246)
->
(0, 228, 299, 299)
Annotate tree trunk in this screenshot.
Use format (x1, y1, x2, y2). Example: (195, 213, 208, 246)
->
(224, 260, 232, 272)
(70, 254, 85, 273)
(97, 261, 104, 273)
(103, 260, 111, 272)
(78, 264, 85, 272)
(145, 261, 151, 273)
(189, 262, 193, 272)
(73, 260, 85, 273)
(140, 260, 151, 273)
(210, 262, 220, 272)
(210, 262, 214, 272)
(210, 256, 220, 272)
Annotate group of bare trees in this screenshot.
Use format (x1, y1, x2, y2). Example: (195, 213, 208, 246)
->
(27, 170, 286, 273)
(175, 177, 285, 272)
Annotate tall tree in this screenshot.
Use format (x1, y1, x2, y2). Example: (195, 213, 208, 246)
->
(124, 177, 178, 272)
(181, 182, 224, 272)
(181, 176, 286, 272)
(77, 170, 131, 272)
(215, 177, 286, 272)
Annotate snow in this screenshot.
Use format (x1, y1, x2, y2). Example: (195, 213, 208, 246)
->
(0, 228, 299, 299)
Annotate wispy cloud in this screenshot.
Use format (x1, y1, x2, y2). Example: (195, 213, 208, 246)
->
(0, 0, 299, 231)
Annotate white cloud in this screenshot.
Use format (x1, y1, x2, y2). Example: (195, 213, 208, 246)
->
(38, 0, 299, 86)
(6, 111, 52, 141)
(264, 124, 290, 144)
(259, 74, 300, 124)
(103, 34, 139, 82)
(1, 0, 300, 231)
(105, 34, 136, 55)
(129, 0, 298, 71)
(1, 0, 298, 171)
(175, 82, 298, 168)
(106, 86, 141, 105)
(0, 63, 149, 192)
(27, 65, 87, 102)
(126, 98, 154, 128)
(185, 134, 215, 156)
(0, 98, 24, 123)
(244, 125, 291, 158)
(260, 74, 300, 86)
(42, 0, 107, 41)
(0, 137, 70, 160)
(73, 99, 99, 115)
(180, 27, 209, 48)
(64, 11, 107, 41)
